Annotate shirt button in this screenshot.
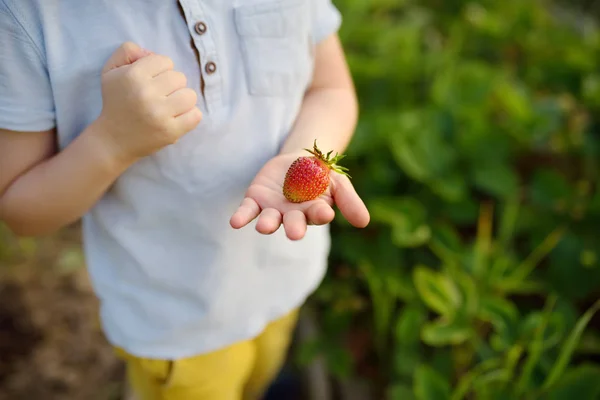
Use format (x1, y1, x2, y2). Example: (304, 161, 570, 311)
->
(205, 62, 217, 74)
(194, 21, 207, 35)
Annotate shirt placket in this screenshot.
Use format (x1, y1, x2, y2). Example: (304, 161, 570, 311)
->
(178, 0, 223, 116)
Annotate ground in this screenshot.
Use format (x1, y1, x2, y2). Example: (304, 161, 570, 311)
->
(0, 224, 310, 400)
(0, 223, 126, 400)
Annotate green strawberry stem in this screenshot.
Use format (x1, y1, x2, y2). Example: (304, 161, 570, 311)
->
(303, 139, 352, 178)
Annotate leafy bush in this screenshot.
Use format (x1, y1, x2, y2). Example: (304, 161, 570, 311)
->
(302, 0, 600, 398)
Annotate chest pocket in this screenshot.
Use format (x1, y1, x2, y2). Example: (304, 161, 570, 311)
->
(234, 0, 314, 97)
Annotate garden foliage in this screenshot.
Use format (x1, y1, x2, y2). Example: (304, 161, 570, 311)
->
(302, 0, 600, 398)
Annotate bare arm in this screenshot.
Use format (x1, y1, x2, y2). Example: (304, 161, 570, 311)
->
(0, 42, 202, 237)
(230, 33, 369, 237)
(0, 125, 132, 236)
(278, 34, 359, 156)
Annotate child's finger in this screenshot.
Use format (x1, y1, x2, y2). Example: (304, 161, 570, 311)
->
(173, 107, 203, 134)
(230, 197, 261, 229)
(167, 87, 198, 117)
(306, 202, 335, 226)
(283, 210, 307, 241)
(153, 70, 188, 96)
(102, 42, 149, 74)
(255, 208, 283, 234)
(331, 175, 370, 228)
(132, 53, 175, 78)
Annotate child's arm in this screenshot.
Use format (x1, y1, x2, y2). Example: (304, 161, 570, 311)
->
(278, 34, 358, 157)
(0, 43, 202, 237)
(0, 125, 131, 236)
(230, 34, 369, 239)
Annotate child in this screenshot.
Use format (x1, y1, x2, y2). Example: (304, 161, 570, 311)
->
(0, 1, 369, 399)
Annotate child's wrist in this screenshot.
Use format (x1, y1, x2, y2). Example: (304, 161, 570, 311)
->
(85, 118, 138, 175)
(278, 143, 310, 158)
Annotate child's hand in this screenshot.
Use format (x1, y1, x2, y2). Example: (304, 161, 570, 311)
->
(229, 153, 370, 240)
(94, 42, 203, 165)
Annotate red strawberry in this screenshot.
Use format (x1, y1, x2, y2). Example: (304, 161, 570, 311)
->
(283, 140, 350, 203)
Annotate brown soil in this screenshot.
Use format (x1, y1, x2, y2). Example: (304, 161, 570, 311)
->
(0, 223, 125, 400)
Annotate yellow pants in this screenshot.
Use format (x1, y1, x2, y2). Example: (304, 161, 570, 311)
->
(115, 309, 299, 400)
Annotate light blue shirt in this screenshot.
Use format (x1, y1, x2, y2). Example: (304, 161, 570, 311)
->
(0, 0, 341, 358)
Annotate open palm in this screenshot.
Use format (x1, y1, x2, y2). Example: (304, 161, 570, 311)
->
(229, 153, 370, 240)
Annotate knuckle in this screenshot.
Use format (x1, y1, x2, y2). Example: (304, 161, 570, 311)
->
(183, 88, 198, 105)
(159, 55, 175, 70)
(184, 108, 203, 129)
(192, 107, 203, 121)
(136, 87, 155, 106)
(174, 71, 187, 87)
(121, 41, 137, 52)
(192, 109, 203, 125)
(124, 66, 144, 82)
(163, 126, 181, 144)
(144, 102, 166, 126)
(166, 71, 186, 89)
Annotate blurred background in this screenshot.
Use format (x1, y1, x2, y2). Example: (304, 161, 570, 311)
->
(2, 0, 600, 399)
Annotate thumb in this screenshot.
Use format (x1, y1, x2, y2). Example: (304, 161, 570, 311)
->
(330, 174, 370, 228)
(102, 41, 151, 74)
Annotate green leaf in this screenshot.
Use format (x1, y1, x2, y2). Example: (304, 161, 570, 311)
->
(369, 197, 431, 248)
(547, 232, 600, 300)
(503, 344, 525, 383)
(453, 271, 479, 316)
(530, 169, 573, 210)
(431, 223, 463, 254)
(414, 365, 451, 400)
(390, 109, 458, 183)
(413, 266, 462, 317)
(519, 310, 565, 350)
(473, 385, 513, 400)
(478, 296, 520, 350)
(395, 347, 422, 380)
(542, 299, 600, 390)
(295, 338, 322, 367)
(493, 77, 532, 122)
(359, 262, 397, 355)
(451, 358, 503, 400)
(546, 364, 600, 400)
(429, 348, 454, 384)
(429, 174, 468, 202)
(56, 247, 85, 274)
(472, 162, 519, 199)
(475, 368, 511, 386)
(516, 295, 560, 395)
(393, 224, 432, 247)
(478, 296, 519, 333)
(421, 317, 472, 346)
(498, 197, 520, 247)
(506, 227, 565, 283)
(431, 61, 496, 111)
(395, 305, 426, 347)
(369, 197, 427, 226)
(488, 253, 517, 288)
(583, 74, 600, 106)
(472, 201, 494, 278)
(386, 271, 418, 302)
(16, 237, 38, 259)
(576, 330, 600, 355)
(388, 383, 417, 400)
(324, 339, 354, 379)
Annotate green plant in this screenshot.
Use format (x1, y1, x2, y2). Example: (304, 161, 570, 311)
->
(300, 0, 600, 398)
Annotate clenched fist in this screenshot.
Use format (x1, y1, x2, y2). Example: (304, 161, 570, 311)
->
(95, 42, 202, 164)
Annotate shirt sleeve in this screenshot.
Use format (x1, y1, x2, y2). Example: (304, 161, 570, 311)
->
(311, 0, 342, 44)
(0, 2, 55, 132)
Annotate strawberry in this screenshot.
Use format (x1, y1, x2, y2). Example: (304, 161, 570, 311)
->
(283, 140, 350, 203)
